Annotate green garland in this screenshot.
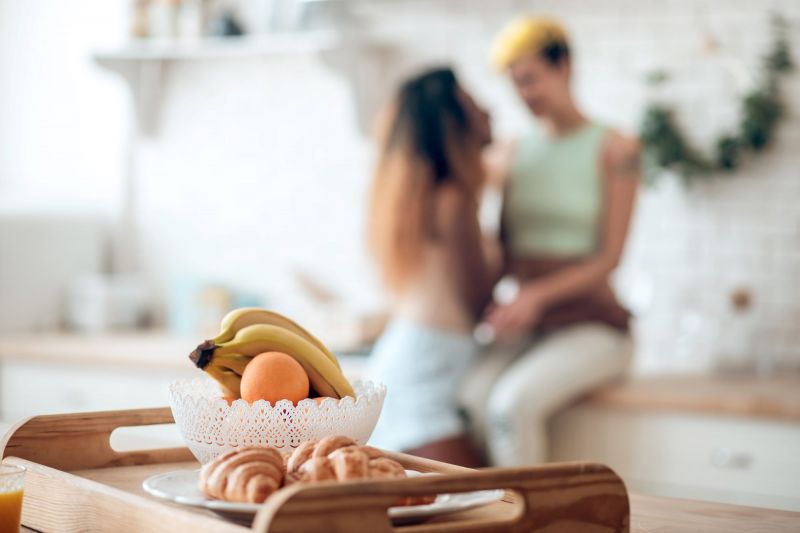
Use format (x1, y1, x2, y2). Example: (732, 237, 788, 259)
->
(640, 15, 794, 184)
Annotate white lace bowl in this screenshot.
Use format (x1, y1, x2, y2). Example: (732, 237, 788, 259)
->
(169, 378, 386, 464)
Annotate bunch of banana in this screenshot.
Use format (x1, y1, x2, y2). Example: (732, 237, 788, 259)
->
(189, 308, 354, 400)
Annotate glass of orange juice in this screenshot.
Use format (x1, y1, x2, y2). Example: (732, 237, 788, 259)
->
(0, 464, 25, 533)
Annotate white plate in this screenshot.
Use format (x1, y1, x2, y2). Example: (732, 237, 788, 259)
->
(143, 469, 504, 524)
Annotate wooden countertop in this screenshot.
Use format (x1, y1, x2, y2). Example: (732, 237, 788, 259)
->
(588, 374, 800, 422)
(0, 332, 195, 370)
(19, 493, 800, 532)
(0, 332, 369, 375)
(629, 494, 800, 532)
(2, 334, 798, 420)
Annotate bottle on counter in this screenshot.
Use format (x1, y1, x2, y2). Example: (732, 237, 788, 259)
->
(131, 0, 151, 38)
(148, 0, 180, 39)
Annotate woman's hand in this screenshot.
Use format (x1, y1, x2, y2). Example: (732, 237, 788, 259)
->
(484, 283, 546, 340)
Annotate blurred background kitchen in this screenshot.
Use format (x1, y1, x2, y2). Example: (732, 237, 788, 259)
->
(1, 0, 799, 513)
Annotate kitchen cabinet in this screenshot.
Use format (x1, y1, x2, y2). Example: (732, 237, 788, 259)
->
(550, 375, 800, 512)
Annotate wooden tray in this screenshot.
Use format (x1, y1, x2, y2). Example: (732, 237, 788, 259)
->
(1, 407, 630, 532)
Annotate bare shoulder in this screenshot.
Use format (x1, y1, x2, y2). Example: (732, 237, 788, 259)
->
(484, 137, 518, 161)
(604, 130, 641, 162)
(602, 130, 642, 179)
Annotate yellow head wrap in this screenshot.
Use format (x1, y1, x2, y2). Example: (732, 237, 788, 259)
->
(491, 16, 569, 70)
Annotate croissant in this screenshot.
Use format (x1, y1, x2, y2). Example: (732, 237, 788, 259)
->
(198, 438, 435, 506)
(199, 447, 284, 503)
(285, 436, 435, 506)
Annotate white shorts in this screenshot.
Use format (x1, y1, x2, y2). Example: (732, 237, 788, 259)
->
(366, 318, 479, 452)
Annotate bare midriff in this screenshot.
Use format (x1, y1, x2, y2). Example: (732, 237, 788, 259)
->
(393, 243, 477, 335)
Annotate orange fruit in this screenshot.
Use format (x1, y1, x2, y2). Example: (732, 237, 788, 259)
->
(240, 351, 309, 405)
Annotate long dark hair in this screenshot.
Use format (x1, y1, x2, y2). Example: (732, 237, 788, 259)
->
(386, 68, 470, 183)
(368, 67, 483, 292)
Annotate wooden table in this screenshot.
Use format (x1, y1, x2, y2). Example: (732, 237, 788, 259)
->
(18, 493, 800, 532)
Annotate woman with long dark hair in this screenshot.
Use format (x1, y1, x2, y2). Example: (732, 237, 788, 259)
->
(366, 68, 494, 467)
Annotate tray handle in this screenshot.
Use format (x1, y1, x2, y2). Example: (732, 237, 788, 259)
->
(253, 461, 629, 533)
(1, 407, 193, 470)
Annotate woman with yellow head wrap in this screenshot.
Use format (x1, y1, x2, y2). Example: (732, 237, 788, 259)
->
(461, 16, 642, 466)
(491, 16, 570, 72)
(491, 16, 573, 117)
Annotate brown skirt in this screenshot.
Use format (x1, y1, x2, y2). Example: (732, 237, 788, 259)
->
(538, 290, 630, 333)
(509, 258, 631, 334)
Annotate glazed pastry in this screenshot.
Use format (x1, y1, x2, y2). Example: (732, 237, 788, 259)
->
(199, 447, 284, 503)
(286, 439, 317, 474)
(367, 457, 406, 479)
(298, 456, 337, 482)
(285, 436, 435, 506)
(328, 446, 370, 480)
(199, 438, 435, 506)
(312, 435, 357, 458)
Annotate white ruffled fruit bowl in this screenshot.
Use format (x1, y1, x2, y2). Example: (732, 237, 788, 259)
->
(169, 378, 386, 464)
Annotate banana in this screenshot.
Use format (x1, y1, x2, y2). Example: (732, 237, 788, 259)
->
(213, 352, 254, 376)
(203, 364, 242, 399)
(216, 324, 354, 399)
(189, 324, 354, 400)
(213, 308, 341, 370)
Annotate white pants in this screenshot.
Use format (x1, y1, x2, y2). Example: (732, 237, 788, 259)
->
(460, 323, 633, 466)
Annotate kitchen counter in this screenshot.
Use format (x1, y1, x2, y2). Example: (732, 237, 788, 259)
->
(4, 334, 796, 419)
(628, 494, 800, 531)
(0, 332, 368, 424)
(0, 332, 369, 373)
(5, 334, 796, 412)
(587, 374, 800, 421)
(17, 493, 800, 532)
(0, 332, 192, 369)
(552, 373, 800, 513)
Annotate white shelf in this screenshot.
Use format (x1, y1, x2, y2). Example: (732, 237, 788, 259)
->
(93, 31, 340, 63)
(92, 31, 342, 136)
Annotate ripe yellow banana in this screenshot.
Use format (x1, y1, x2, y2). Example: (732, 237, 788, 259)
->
(213, 308, 341, 370)
(217, 324, 354, 398)
(203, 364, 241, 399)
(190, 324, 354, 400)
(212, 352, 254, 376)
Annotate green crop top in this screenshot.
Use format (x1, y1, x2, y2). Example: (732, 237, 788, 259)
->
(503, 122, 607, 257)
